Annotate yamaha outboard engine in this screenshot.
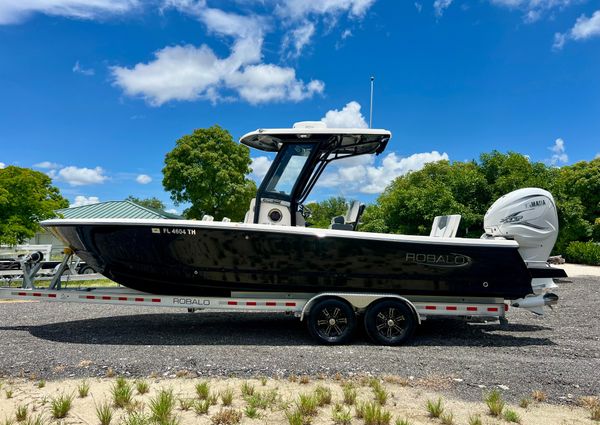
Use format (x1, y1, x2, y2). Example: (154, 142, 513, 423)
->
(483, 188, 559, 263)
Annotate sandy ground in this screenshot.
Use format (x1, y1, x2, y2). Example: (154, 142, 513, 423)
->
(0, 376, 596, 424)
(556, 263, 600, 277)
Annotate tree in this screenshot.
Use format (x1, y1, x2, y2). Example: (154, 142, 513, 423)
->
(306, 197, 349, 228)
(162, 125, 256, 221)
(364, 160, 490, 236)
(125, 195, 166, 211)
(0, 166, 68, 245)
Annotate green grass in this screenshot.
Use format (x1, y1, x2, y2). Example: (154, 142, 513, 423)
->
(5, 389, 13, 399)
(591, 405, 600, 421)
(95, 401, 113, 425)
(373, 386, 388, 406)
(149, 389, 176, 424)
(484, 389, 505, 417)
(111, 380, 133, 408)
(36, 380, 45, 389)
(362, 402, 392, 425)
(194, 400, 211, 415)
(120, 412, 150, 425)
(195, 381, 210, 400)
(178, 398, 194, 411)
(504, 408, 521, 423)
(519, 397, 531, 408)
(220, 388, 234, 406)
(296, 394, 318, 417)
(331, 404, 352, 425)
(50, 393, 74, 419)
(260, 377, 267, 386)
(342, 383, 357, 405)
(23, 414, 45, 425)
(240, 382, 255, 397)
(468, 414, 482, 425)
(244, 405, 260, 419)
(395, 419, 412, 425)
(440, 412, 455, 425)
(135, 380, 149, 395)
(15, 405, 27, 422)
(246, 389, 279, 410)
(314, 386, 332, 407)
(425, 398, 444, 418)
(77, 380, 90, 398)
(284, 409, 306, 425)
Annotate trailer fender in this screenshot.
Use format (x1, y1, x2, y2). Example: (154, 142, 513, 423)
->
(300, 292, 421, 325)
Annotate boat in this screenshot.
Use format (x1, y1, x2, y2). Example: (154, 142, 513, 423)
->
(42, 122, 566, 301)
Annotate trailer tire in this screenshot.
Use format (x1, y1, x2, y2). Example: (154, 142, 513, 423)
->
(307, 298, 356, 345)
(364, 299, 416, 346)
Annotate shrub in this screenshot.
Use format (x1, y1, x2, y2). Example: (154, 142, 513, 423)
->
(50, 393, 73, 419)
(565, 241, 600, 265)
(425, 398, 444, 418)
(531, 390, 547, 402)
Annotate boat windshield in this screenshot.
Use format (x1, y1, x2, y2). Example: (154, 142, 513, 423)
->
(263, 143, 315, 197)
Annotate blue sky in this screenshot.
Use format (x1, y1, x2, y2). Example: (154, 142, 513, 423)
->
(0, 0, 599, 212)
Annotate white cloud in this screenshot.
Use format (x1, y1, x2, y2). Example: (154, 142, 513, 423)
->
(70, 195, 100, 208)
(0, 0, 139, 25)
(165, 208, 179, 214)
(73, 61, 95, 76)
(136, 174, 152, 184)
(490, 0, 577, 23)
(433, 0, 453, 17)
(0, 162, 5, 169)
(341, 29, 353, 39)
(321, 101, 368, 128)
(33, 161, 61, 169)
(548, 138, 568, 166)
(283, 22, 315, 58)
(317, 151, 449, 194)
(112, 7, 324, 105)
(414, 2, 423, 13)
(275, 0, 376, 19)
(250, 156, 273, 180)
(554, 10, 600, 50)
(57, 166, 108, 186)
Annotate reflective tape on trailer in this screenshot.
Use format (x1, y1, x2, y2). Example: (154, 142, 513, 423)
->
(415, 302, 505, 316)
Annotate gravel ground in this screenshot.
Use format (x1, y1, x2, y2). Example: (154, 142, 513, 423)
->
(0, 277, 598, 404)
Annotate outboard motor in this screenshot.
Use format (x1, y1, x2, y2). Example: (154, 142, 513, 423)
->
(483, 188, 558, 263)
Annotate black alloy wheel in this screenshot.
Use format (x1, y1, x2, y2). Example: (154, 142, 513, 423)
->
(364, 299, 416, 346)
(307, 298, 356, 345)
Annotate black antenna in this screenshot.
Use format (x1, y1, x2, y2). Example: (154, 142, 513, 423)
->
(369, 76, 374, 128)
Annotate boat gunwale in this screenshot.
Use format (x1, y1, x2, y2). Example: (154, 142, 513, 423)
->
(41, 218, 520, 248)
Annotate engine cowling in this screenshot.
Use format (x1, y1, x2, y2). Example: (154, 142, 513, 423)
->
(484, 188, 559, 263)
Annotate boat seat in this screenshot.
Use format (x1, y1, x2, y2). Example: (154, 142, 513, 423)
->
(430, 214, 461, 238)
(329, 201, 365, 231)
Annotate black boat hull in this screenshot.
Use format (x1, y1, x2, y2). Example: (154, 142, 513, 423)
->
(44, 220, 535, 299)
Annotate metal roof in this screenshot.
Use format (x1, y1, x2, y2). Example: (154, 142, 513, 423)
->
(56, 201, 182, 220)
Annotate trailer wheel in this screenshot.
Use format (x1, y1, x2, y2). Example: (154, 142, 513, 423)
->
(307, 298, 356, 345)
(364, 300, 416, 346)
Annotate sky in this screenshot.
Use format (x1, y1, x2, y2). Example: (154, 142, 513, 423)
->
(0, 0, 599, 213)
